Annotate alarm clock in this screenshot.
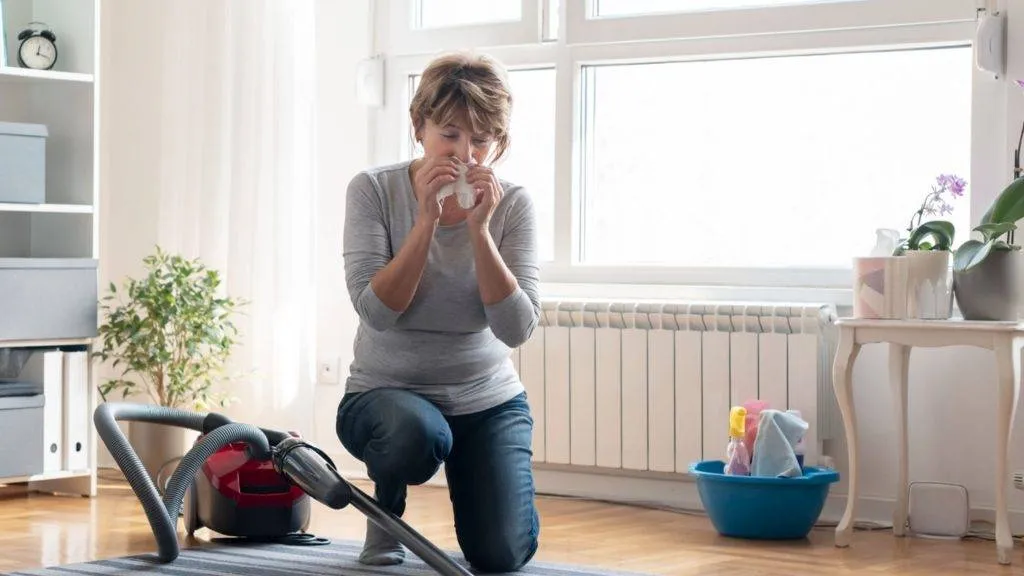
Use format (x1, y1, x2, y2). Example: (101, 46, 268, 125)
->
(17, 23, 57, 70)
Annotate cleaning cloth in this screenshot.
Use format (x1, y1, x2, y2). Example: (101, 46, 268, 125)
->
(750, 409, 808, 478)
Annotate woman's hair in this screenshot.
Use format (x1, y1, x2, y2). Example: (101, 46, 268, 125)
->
(410, 52, 513, 164)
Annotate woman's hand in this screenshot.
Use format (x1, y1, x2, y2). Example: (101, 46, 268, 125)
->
(466, 164, 503, 233)
(411, 156, 459, 227)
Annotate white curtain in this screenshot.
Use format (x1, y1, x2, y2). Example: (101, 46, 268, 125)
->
(145, 0, 318, 433)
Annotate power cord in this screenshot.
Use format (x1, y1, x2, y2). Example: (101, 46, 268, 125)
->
(211, 533, 331, 546)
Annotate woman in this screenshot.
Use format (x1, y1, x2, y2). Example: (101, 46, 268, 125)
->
(337, 52, 541, 573)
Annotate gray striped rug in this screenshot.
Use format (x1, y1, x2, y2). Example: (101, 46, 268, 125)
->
(3, 540, 646, 575)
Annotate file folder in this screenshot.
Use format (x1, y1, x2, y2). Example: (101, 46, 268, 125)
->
(19, 350, 64, 473)
(62, 351, 89, 471)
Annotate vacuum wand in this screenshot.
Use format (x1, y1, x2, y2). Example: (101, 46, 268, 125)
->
(271, 437, 473, 576)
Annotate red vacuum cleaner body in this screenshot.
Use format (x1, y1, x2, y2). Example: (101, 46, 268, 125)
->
(184, 436, 311, 538)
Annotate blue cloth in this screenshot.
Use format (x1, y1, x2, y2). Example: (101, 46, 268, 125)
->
(336, 387, 540, 573)
(751, 409, 808, 478)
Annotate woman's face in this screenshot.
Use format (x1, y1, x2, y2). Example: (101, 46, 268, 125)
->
(417, 115, 494, 165)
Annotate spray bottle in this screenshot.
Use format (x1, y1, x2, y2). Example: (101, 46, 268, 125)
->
(724, 406, 751, 476)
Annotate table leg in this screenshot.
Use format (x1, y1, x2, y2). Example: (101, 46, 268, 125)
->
(834, 326, 861, 548)
(994, 337, 1021, 565)
(889, 344, 910, 537)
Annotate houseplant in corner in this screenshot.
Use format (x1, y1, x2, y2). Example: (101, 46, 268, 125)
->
(893, 174, 966, 319)
(94, 246, 246, 485)
(953, 177, 1024, 320)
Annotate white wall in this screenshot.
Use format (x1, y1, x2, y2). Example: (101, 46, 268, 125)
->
(310, 0, 372, 463)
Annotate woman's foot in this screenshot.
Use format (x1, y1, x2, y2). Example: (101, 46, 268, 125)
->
(359, 519, 405, 566)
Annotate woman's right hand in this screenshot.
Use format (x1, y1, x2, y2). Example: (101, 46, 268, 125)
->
(412, 156, 459, 226)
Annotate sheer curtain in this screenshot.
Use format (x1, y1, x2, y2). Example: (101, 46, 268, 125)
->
(146, 0, 318, 433)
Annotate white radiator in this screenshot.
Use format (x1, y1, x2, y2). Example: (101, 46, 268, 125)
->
(511, 299, 839, 475)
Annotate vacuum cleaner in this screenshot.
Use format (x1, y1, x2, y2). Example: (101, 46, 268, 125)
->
(94, 402, 473, 576)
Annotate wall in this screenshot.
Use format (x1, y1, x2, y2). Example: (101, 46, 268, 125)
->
(310, 0, 372, 465)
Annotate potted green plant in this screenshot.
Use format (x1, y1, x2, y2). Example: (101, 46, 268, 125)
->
(893, 174, 965, 319)
(94, 246, 246, 484)
(953, 177, 1024, 320)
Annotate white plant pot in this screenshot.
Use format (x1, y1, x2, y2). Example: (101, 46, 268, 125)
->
(904, 250, 953, 319)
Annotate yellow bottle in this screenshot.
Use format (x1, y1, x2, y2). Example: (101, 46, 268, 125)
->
(724, 406, 751, 475)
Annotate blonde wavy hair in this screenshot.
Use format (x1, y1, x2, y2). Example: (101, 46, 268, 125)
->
(410, 52, 513, 164)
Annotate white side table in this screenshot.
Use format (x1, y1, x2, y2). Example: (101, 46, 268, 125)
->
(832, 318, 1023, 565)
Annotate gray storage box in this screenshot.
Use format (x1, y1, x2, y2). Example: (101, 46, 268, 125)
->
(0, 394, 44, 478)
(0, 122, 48, 204)
(0, 259, 98, 340)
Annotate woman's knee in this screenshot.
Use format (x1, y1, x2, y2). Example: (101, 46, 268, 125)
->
(374, 410, 452, 484)
(462, 521, 539, 573)
(338, 389, 453, 485)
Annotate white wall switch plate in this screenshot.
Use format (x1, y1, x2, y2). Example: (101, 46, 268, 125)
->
(318, 359, 339, 385)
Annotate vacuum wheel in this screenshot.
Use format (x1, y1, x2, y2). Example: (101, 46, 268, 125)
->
(183, 478, 201, 536)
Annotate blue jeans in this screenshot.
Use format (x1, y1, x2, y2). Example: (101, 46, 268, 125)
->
(335, 388, 540, 573)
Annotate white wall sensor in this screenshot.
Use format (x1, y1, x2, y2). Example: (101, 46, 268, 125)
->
(356, 55, 385, 108)
(975, 11, 1006, 78)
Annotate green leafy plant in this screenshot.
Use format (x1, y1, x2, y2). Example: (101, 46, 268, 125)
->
(893, 174, 965, 255)
(93, 246, 247, 410)
(954, 177, 1024, 273)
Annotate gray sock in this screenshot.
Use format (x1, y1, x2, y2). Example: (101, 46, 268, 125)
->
(359, 519, 405, 566)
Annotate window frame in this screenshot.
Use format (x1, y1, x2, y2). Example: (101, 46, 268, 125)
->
(374, 0, 1002, 300)
(383, 0, 544, 55)
(570, 0, 980, 45)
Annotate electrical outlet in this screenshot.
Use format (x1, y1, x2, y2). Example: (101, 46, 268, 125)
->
(318, 359, 339, 385)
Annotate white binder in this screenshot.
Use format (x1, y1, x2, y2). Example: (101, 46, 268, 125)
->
(20, 350, 64, 473)
(62, 351, 89, 471)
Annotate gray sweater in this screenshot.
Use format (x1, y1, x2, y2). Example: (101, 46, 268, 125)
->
(342, 159, 541, 415)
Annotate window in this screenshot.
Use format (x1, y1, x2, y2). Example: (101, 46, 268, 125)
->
(377, 0, 988, 290)
(581, 46, 973, 269)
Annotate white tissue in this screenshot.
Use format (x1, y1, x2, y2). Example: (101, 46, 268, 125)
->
(870, 228, 901, 257)
(438, 163, 477, 209)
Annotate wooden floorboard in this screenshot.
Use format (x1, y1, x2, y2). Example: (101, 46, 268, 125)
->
(0, 473, 1018, 575)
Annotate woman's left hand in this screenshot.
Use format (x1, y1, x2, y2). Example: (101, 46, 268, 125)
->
(466, 164, 503, 233)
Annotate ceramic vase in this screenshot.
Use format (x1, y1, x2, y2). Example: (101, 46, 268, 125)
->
(953, 250, 1023, 321)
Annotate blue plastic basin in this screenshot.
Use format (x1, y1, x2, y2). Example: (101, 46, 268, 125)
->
(689, 460, 840, 540)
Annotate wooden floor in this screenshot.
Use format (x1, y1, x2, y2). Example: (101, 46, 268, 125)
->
(0, 472, 1018, 575)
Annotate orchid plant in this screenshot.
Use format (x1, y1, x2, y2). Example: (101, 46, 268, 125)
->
(954, 176, 1024, 272)
(893, 174, 966, 255)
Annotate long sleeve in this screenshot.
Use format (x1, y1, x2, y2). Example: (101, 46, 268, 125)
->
(484, 187, 541, 348)
(342, 172, 401, 332)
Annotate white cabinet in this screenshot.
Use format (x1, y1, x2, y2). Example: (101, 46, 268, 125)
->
(0, 0, 100, 496)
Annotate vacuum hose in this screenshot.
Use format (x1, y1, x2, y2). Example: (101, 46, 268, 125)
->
(94, 402, 271, 563)
(271, 437, 474, 576)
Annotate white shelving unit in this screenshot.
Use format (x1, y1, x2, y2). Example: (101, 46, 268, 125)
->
(0, 0, 100, 497)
